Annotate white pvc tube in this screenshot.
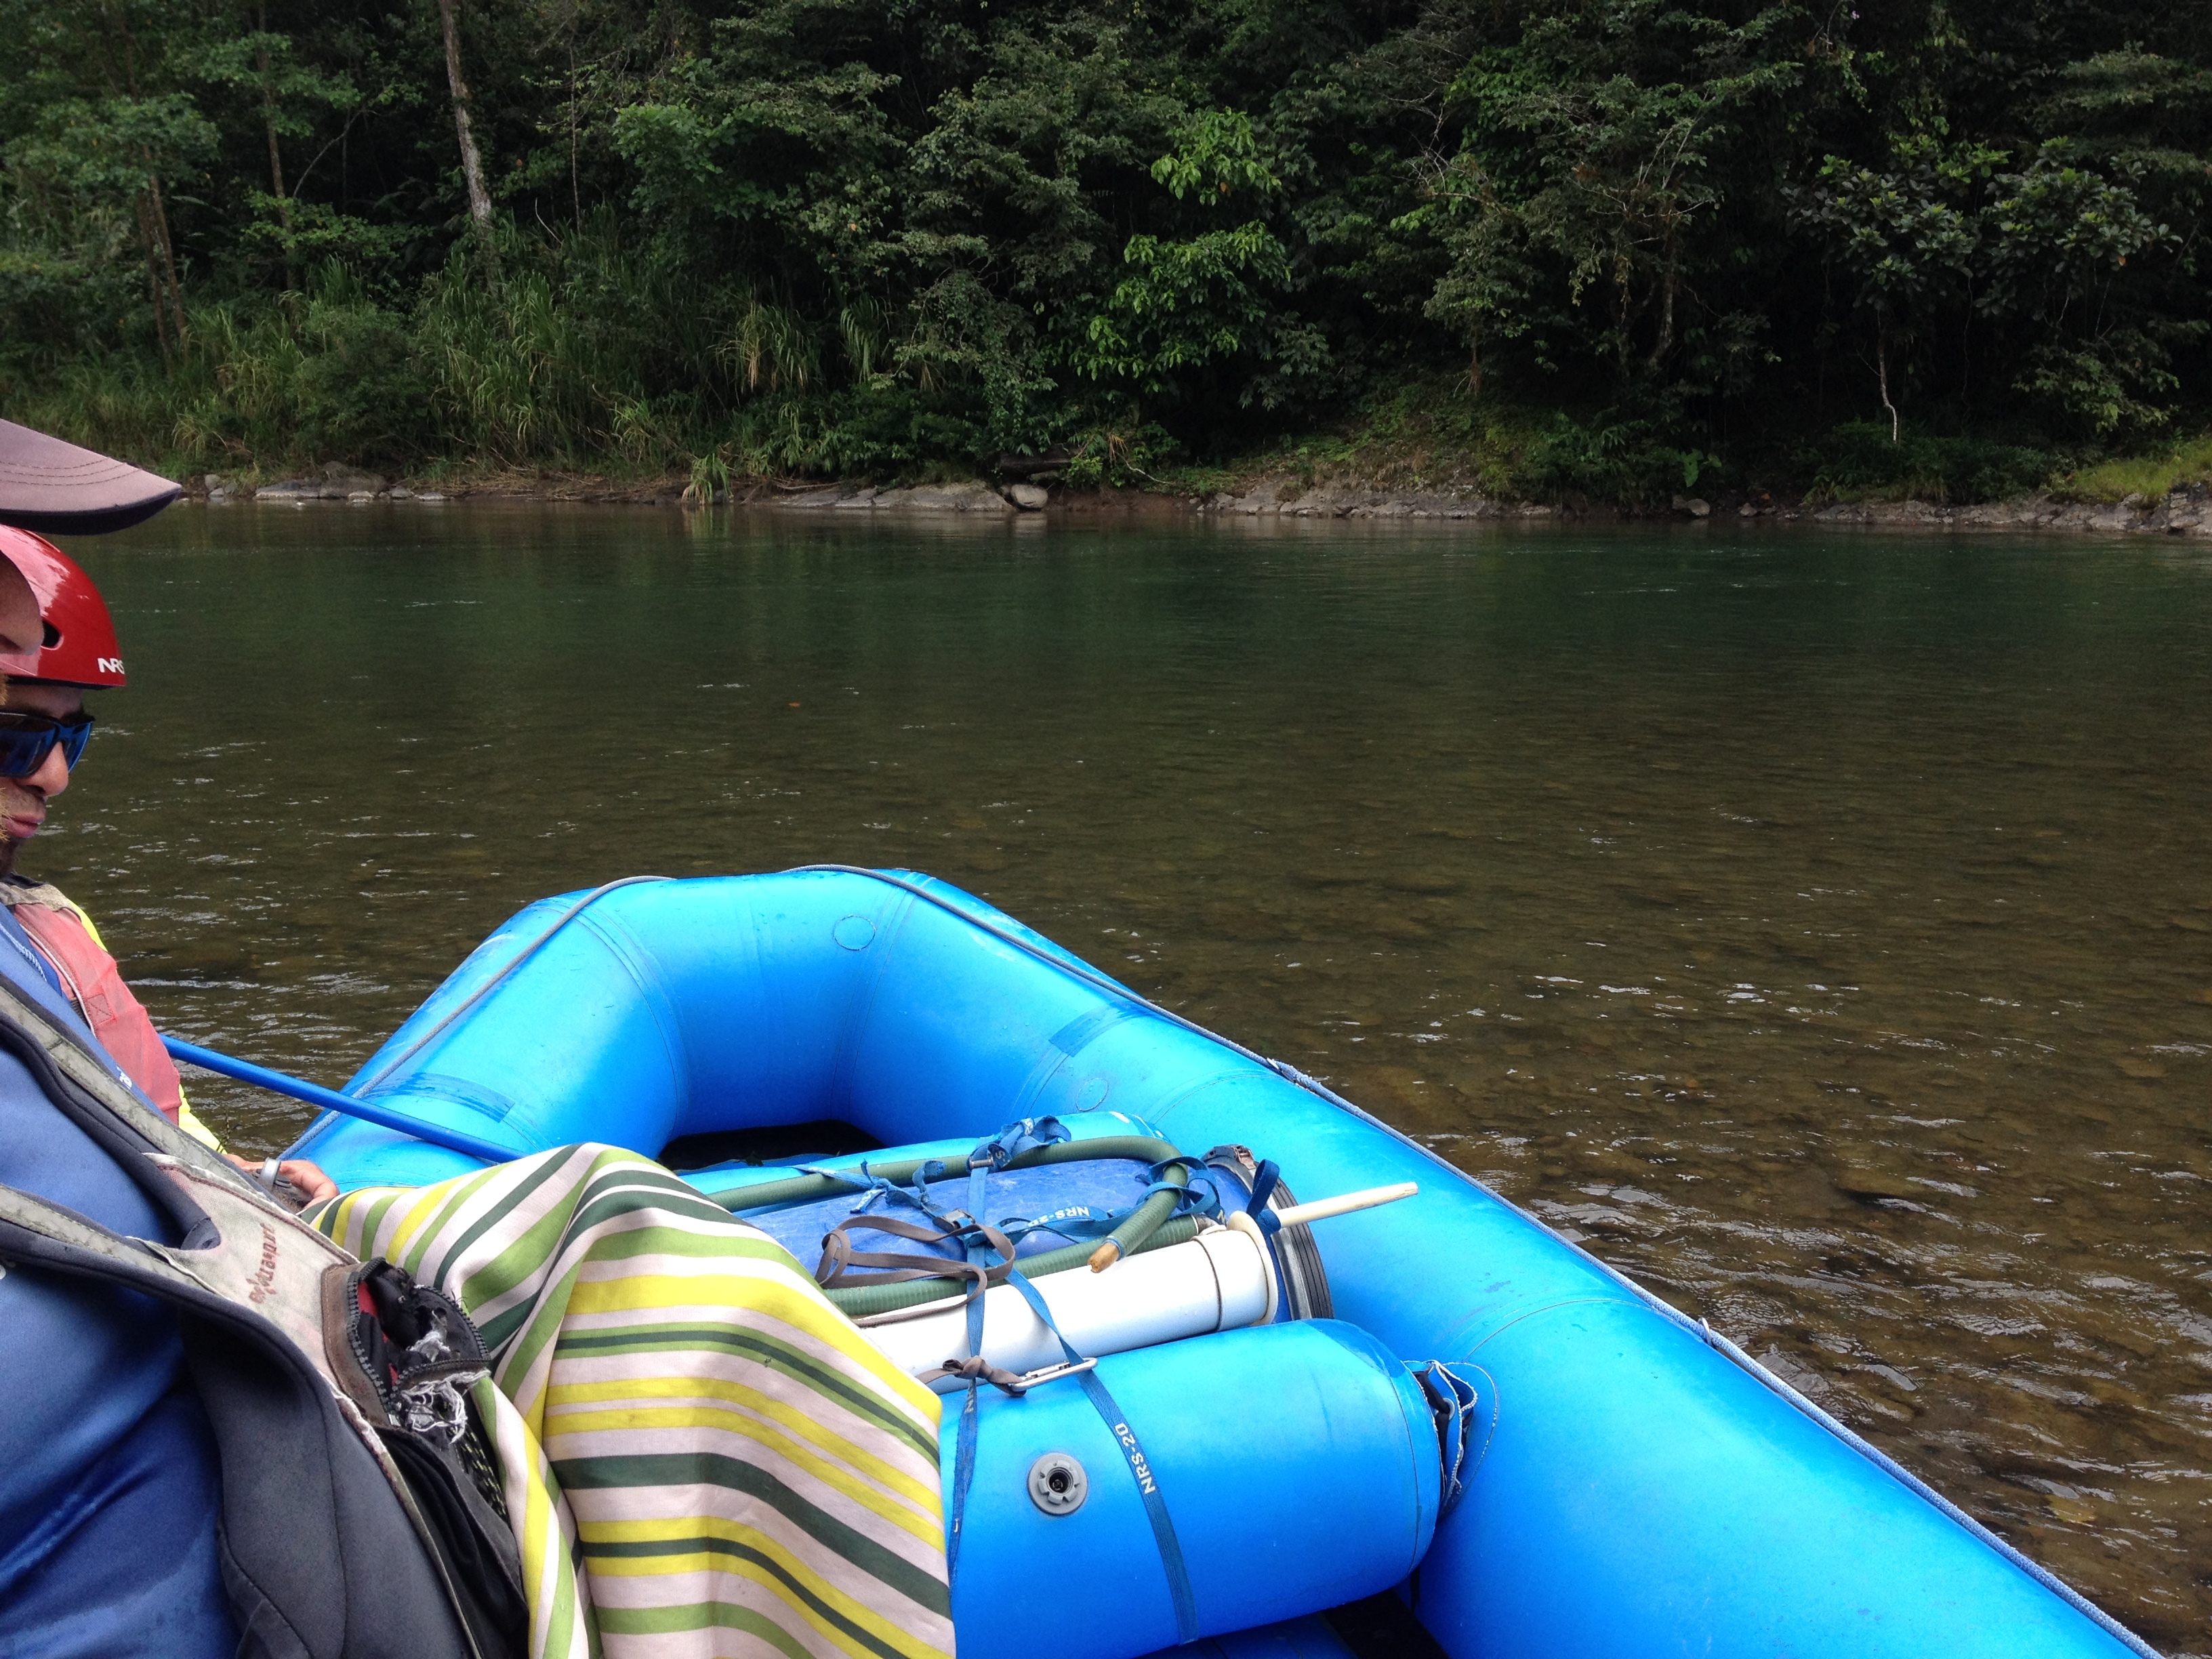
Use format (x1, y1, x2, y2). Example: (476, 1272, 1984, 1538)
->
(861, 1227, 1273, 1380)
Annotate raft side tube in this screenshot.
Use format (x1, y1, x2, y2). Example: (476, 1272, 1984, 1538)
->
(950, 1321, 1439, 1659)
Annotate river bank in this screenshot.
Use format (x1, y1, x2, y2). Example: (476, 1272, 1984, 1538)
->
(179, 461, 2212, 536)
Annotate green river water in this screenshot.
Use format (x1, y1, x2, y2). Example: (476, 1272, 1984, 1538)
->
(48, 504, 2212, 1649)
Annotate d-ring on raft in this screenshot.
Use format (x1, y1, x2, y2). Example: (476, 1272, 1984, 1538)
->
(274, 867, 2158, 1659)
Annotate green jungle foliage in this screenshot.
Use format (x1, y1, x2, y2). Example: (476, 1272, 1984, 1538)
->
(3, 0, 2209, 500)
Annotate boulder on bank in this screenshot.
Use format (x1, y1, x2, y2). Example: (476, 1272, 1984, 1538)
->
(1804, 494, 2212, 533)
(1202, 476, 1553, 520)
(774, 480, 1015, 514)
(255, 462, 388, 501)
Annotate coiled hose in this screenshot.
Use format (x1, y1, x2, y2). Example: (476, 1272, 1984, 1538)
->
(700, 1133, 1179, 1210)
(705, 1136, 1202, 1318)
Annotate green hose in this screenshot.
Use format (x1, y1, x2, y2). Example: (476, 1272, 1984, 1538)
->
(821, 1156, 1201, 1317)
(701, 1133, 1182, 1212)
(827, 1214, 1203, 1318)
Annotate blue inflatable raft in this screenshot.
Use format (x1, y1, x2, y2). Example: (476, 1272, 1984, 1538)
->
(290, 868, 2158, 1659)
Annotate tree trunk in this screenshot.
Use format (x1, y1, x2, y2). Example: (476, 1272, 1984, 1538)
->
(436, 0, 497, 248)
(264, 102, 297, 293)
(257, 6, 296, 293)
(1645, 249, 1679, 375)
(137, 191, 174, 363)
(1877, 327, 1899, 445)
(145, 170, 190, 351)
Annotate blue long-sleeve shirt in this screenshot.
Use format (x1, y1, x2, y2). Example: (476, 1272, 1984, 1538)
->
(0, 903, 234, 1656)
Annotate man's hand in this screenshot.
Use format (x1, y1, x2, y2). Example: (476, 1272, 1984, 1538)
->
(226, 1153, 339, 1206)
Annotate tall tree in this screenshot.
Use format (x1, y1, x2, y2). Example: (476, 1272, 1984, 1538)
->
(436, 0, 496, 246)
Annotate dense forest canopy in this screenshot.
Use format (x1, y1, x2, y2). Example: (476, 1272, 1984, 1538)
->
(3, 0, 2207, 499)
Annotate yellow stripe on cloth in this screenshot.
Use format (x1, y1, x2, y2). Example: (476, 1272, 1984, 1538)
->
(546, 1377, 943, 1530)
(310, 1144, 951, 1659)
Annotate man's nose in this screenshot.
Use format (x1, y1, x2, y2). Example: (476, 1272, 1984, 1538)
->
(20, 743, 68, 799)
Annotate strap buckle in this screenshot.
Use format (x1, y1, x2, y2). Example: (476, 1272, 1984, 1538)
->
(1012, 1356, 1097, 1391)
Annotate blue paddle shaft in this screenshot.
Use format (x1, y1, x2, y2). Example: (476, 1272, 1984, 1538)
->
(161, 1035, 514, 1165)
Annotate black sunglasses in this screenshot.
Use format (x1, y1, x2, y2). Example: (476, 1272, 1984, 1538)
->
(0, 710, 94, 778)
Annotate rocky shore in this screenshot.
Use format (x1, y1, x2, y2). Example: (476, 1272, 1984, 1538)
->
(1787, 486, 2212, 535)
(1195, 474, 2212, 533)
(182, 462, 2212, 536)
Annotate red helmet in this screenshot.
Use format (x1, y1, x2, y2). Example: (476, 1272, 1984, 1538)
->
(0, 526, 125, 688)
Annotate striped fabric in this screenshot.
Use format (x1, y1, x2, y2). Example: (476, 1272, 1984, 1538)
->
(308, 1145, 953, 1659)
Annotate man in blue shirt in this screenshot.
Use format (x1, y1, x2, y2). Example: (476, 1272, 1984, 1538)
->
(0, 899, 239, 1656)
(0, 424, 237, 1654)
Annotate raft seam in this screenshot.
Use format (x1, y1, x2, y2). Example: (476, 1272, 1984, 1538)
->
(352, 877, 674, 1097)
(569, 907, 691, 1137)
(1455, 1295, 1637, 1360)
(827, 888, 916, 1123)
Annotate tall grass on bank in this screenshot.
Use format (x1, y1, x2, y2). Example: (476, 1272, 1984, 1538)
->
(418, 214, 729, 468)
(7, 265, 433, 478)
(1166, 383, 2081, 510)
(1, 214, 838, 481)
(1793, 424, 2061, 506)
(3, 262, 430, 475)
(2058, 438, 2212, 504)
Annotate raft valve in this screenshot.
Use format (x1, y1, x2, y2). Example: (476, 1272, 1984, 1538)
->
(1028, 1452, 1088, 1515)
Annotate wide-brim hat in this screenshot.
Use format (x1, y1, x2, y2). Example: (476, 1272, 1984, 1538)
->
(0, 419, 181, 535)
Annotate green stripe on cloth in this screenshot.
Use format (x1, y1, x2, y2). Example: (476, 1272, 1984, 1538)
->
(581, 1535, 922, 1659)
(560, 1451, 951, 1616)
(593, 1601, 817, 1659)
(552, 1326, 939, 1463)
(421, 1148, 588, 1282)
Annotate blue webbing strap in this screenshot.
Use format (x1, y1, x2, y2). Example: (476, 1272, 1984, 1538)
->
(1245, 1158, 1284, 1237)
(934, 1343, 1052, 1580)
(1412, 1361, 1486, 1517)
(934, 1134, 1201, 1640)
(791, 1160, 897, 1216)
(937, 1254, 1202, 1642)
(1000, 1162, 1221, 1248)
(967, 1115, 1071, 1169)
(945, 1161, 998, 1586)
(918, 1160, 1006, 1588)
(947, 1379, 982, 1577)
(1000, 1269, 1202, 1645)
(962, 1162, 989, 1364)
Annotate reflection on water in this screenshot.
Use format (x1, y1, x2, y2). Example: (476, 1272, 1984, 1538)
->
(50, 506, 2212, 1648)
